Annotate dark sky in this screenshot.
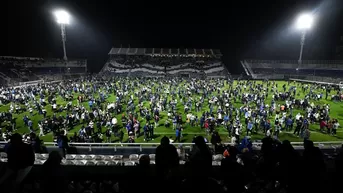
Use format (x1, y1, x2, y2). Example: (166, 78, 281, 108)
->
(3, 0, 343, 73)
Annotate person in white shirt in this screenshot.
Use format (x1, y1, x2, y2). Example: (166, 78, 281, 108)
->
(266, 129, 271, 137)
(63, 128, 67, 136)
(235, 126, 241, 142)
(231, 136, 237, 145)
(29, 107, 33, 116)
(52, 103, 57, 111)
(169, 137, 174, 143)
(89, 121, 94, 128)
(39, 123, 44, 137)
(332, 120, 340, 135)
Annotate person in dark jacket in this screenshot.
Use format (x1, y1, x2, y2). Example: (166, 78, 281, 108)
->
(189, 136, 213, 176)
(57, 132, 69, 157)
(0, 133, 35, 190)
(155, 136, 179, 178)
(41, 151, 66, 193)
(221, 146, 245, 193)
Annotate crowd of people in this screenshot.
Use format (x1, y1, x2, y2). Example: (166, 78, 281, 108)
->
(0, 76, 342, 146)
(0, 134, 342, 193)
(0, 75, 342, 192)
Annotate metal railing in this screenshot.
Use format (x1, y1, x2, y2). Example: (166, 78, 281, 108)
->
(245, 60, 343, 65)
(0, 141, 341, 147)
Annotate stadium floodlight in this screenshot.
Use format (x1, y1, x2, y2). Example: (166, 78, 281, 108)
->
(54, 10, 70, 24)
(296, 13, 313, 30)
(54, 10, 70, 61)
(296, 13, 313, 66)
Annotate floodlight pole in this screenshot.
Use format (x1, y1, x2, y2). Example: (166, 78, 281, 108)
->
(298, 31, 306, 65)
(60, 23, 68, 61)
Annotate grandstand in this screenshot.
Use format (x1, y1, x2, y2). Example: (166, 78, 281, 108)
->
(0, 56, 87, 86)
(241, 59, 343, 83)
(101, 47, 229, 78)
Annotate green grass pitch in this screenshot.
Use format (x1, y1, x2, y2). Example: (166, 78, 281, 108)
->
(1, 80, 343, 144)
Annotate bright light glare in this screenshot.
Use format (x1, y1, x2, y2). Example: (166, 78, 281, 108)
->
(54, 10, 70, 24)
(296, 14, 313, 30)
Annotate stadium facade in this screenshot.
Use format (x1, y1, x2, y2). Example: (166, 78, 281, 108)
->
(101, 47, 229, 78)
(0, 56, 87, 86)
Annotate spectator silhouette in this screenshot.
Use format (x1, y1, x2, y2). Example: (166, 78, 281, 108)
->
(57, 132, 69, 157)
(302, 140, 326, 193)
(256, 137, 277, 180)
(0, 133, 35, 191)
(335, 144, 343, 173)
(155, 136, 179, 177)
(221, 145, 245, 193)
(181, 136, 225, 193)
(189, 136, 212, 175)
(155, 136, 179, 193)
(211, 131, 222, 153)
(122, 155, 153, 193)
(41, 151, 65, 193)
(275, 140, 301, 191)
(333, 145, 343, 193)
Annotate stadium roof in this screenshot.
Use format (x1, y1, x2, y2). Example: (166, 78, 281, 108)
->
(108, 48, 222, 57)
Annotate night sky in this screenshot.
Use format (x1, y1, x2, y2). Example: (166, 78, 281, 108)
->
(4, 0, 343, 73)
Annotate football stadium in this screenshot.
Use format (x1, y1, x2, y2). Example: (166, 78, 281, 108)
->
(1, 1, 343, 193)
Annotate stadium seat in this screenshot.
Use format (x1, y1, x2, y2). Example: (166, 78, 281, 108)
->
(41, 154, 49, 160)
(75, 155, 85, 160)
(129, 154, 139, 161)
(113, 155, 123, 160)
(66, 154, 76, 160)
(107, 161, 119, 166)
(104, 155, 114, 161)
(0, 158, 8, 162)
(83, 155, 93, 160)
(150, 161, 155, 165)
(96, 161, 106, 166)
(35, 153, 43, 160)
(63, 160, 75, 165)
(124, 161, 135, 166)
(139, 154, 147, 159)
(0, 152, 7, 158)
(34, 160, 45, 165)
(179, 161, 185, 165)
(149, 154, 155, 160)
(86, 161, 96, 166)
(213, 154, 223, 161)
(75, 160, 86, 165)
(94, 155, 104, 160)
(213, 161, 221, 166)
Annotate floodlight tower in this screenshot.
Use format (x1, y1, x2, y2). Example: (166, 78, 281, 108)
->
(54, 10, 70, 61)
(296, 13, 313, 66)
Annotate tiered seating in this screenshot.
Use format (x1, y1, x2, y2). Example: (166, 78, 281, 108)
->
(179, 48, 187, 55)
(0, 56, 87, 86)
(204, 49, 213, 55)
(118, 48, 128, 55)
(145, 48, 153, 54)
(187, 49, 195, 55)
(103, 48, 226, 78)
(162, 48, 170, 55)
(195, 49, 204, 55)
(153, 48, 161, 55)
(127, 48, 137, 55)
(0, 152, 223, 166)
(245, 60, 343, 81)
(171, 48, 179, 55)
(136, 48, 145, 55)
